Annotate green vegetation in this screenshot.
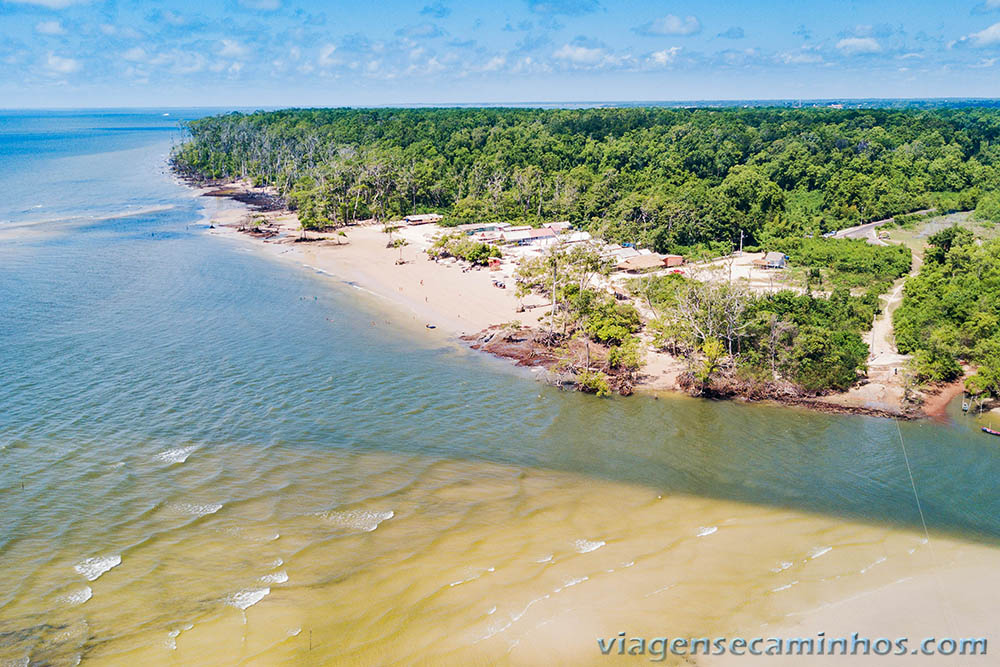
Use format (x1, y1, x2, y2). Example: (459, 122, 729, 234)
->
(516, 244, 644, 394)
(173, 107, 1000, 254)
(894, 228, 1000, 400)
(769, 237, 912, 290)
(427, 234, 501, 265)
(639, 276, 876, 394)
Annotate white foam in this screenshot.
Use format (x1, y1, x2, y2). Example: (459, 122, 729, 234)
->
(172, 502, 223, 517)
(696, 526, 718, 537)
(319, 509, 394, 532)
(573, 539, 605, 554)
(259, 570, 288, 585)
(554, 576, 588, 592)
(155, 446, 197, 464)
(226, 587, 270, 610)
(271, 558, 284, 568)
(74, 555, 121, 581)
(61, 586, 92, 606)
(860, 556, 888, 574)
(535, 555, 553, 563)
(809, 546, 832, 559)
(771, 580, 799, 593)
(770, 561, 794, 573)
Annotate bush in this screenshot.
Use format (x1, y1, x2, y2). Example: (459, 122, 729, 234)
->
(577, 370, 611, 397)
(429, 234, 502, 265)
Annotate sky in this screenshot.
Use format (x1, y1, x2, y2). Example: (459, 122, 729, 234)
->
(3, 0, 1000, 108)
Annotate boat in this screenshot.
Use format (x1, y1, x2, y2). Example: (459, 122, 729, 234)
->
(984, 427, 1000, 437)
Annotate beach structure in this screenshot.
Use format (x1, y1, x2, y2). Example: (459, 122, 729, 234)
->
(753, 251, 788, 269)
(544, 221, 572, 233)
(404, 213, 443, 225)
(455, 222, 509, 235)
(616, 253, 683, 273)
(560, 231, 592, 244)
(502, 227, 558, 246)
(602, 245, 640, 263)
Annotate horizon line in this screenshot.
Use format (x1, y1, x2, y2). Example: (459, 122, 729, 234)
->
(5, 96, 1000, 112)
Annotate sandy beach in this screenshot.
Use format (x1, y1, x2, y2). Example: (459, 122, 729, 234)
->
(200, 194, 691, 393)
(198, 188, 956, 418)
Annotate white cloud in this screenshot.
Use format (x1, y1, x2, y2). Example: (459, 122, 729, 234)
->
(219, 39, 249, 58)
(648, 47, 681, 66)
(45, 52, 80, 74)
(835, 37, 882, 55)
(318, 44, 337, 67)
(553, 43, 605, 64)
(780, 48, 823, 64)
(638, 15, 701, 36)
(35, 20, 65, 35)
(6, 0, 89, 7)
(965, 22, 1000, 46)
(122, 47, 146, 62)
(240, 0, 281, 9)
(481, 55, 506, 71)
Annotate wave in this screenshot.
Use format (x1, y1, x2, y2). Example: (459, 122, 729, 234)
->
(809, 546, 832, 559)
(61, 586, 93, 606)
(155, 446, 197, 464)
(169, 502, 222, 517)
(226, 587, 270, 610)
(259, 570, 288, 585)
(318, 509, 394, 533)
(573, 539, 605, 554)
(74, 555, 121, 581)
(696, 526, 718, 537)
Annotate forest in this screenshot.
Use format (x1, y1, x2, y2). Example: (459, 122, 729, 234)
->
(173, 106, 1000, 254)
(636, 275, 876, 395)
(894, 228, 1000, 404)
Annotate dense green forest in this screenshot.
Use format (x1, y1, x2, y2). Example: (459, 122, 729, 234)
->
(894, 228, 1000, 401)
(173, 107, 1000, 254)
(636, 276, 876, 394)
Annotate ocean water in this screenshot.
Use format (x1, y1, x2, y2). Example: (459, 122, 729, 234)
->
(1, 110, 999, 665)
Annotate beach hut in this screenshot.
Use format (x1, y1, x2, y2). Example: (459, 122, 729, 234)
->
(404, 213, 443, 225)
(752, 252, 788, 269)
(544, 221, 572, 233)
(617, 254, 672, 273)
(502, 227, 557, 246)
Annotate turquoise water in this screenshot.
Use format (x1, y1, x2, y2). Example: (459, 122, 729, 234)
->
(1, 110, 997, 664)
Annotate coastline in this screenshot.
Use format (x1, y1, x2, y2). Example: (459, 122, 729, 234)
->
(194, 181, 943, 421)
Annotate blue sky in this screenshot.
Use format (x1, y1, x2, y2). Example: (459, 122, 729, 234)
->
(3, 0, 1000, 107)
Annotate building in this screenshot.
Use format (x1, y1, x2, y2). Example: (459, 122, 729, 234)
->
(753, 251, 788, 269)
(404, 213, 443, 225)
(455, 222, 509, 235)
(502, 227, 558, 246)
(617, 253, 678, 273)
(603, 246, 640, 263)
(544, 221, 572, 233)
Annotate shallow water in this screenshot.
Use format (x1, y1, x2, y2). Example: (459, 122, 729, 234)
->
(1, 111, 999, 665)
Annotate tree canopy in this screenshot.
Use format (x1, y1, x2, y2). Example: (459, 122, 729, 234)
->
(173, 106, 1000, 249)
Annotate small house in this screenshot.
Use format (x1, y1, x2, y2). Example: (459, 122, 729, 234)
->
(753, 252, 788, 269)
(617, 254, 673, 273)
(502, 227, 557, 246)
(404, 213, 443, 225)
(544, 221, 572, 233)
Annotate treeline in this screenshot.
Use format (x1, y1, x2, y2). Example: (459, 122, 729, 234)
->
(894, 227, 1000, 400)
(173, 107, 1000, 252)
(769, 237, 912, 290)
(638, 276, 877, 394)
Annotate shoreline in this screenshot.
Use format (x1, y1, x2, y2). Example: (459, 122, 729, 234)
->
(193, 180, 944, 422)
